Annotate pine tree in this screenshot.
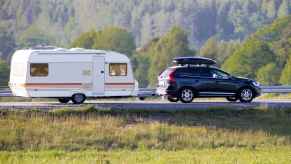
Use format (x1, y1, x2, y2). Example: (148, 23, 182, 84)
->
(280, 56, 291, 85)
(0, 59, 9, 86)
(147, 27, 195, 86)
(278, 0, 290, 18)
(256, 63, 279, 85)
(200, 36, 219, 61)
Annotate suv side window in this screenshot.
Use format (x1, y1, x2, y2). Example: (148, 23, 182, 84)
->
(196, 68, 212, 77)
(210, 69, 229, 79)
(175, 68, 195, 78)
(175, 67, 211, 78)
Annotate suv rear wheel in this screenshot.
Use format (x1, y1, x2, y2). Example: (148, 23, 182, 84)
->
(238, 88, 254, 103)
(179, 88, 194, 103)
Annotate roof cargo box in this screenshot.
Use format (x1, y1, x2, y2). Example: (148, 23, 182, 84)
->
(173, 57, 216, 66)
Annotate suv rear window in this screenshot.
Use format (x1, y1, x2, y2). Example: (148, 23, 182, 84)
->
(159, 68, 175, 79)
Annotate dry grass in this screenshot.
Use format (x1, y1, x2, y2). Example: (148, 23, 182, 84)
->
(0, 106, 291, 152)
(1, 106, 291, 163)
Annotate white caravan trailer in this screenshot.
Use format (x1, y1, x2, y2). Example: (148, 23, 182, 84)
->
(9, 48, 139, 104)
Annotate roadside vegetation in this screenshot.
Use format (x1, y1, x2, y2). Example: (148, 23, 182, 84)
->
(1, 16, 291, 88)
(1, 106, 291, 163)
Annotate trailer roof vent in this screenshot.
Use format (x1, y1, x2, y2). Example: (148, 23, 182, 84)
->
(54, 48, 67, 51)
(30, 45, 58, 50)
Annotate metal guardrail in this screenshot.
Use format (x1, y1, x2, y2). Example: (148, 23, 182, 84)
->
(1, 86, 291, 98)
(138, 86, 291, 96)
(261, 86, 291, 93)
(137, 88, 156, 98)
(0, 87, 12, 97)
(137, 86, 291, 97)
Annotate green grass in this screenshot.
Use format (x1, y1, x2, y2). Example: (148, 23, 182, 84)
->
(259, 93, 291, 100)
(1, 148, 291, 164)
(1, 106, 291, 163)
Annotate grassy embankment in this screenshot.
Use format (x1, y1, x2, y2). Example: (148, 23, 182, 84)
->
(0, 106, 291, 163)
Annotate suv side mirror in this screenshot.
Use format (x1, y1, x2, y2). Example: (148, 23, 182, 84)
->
(213, 74, 218, 78)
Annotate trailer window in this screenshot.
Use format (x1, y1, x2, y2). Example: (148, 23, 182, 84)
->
(109, 63, 127, 76)
(30, 63, 48, 77)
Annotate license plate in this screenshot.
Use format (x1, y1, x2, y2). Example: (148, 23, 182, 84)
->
(159, 81, 167, 87)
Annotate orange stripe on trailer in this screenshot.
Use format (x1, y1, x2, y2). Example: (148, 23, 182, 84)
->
(23, 83, 82, 86)
(13, 83, 134, 89)
(105, 83, 135, 85)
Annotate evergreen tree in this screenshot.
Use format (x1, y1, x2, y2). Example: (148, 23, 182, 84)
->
(256, 63, 280, 85)
(133, 54, 150, 87)
(93, 27, 136, 58)
(262, 0, 277, 19)
(278, 0, 290, 18)
(280, 56, 291, 85)
(200, 36, 219, 60)
(0, 0, 289, 48)
(147, 27, 195, 86)
(0, 30, 16, 60)
(0, 59, 9, 86)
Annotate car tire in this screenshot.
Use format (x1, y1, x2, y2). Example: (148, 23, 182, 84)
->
(139, 97, 145, 101)
(238, 88, 254, 103)
(167, 96, 179, 102)
(58, 98, 70, 104)
(72, 93, 86, 104)
(179, 88, 195, 103)
(226, 96, 238, 102)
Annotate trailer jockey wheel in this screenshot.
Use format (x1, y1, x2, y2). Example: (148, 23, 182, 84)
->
(72, 94, 86, 104)
(58, 98, 70, 104)
(167, 96, 179, 102)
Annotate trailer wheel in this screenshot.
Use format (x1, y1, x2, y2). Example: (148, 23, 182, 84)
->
(58, 98, 70, 104)
(139, 97, 145, 101)
(72, 94, 86, 104)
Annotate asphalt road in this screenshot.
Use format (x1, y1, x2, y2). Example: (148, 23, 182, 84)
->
(0, 100, 291, 111)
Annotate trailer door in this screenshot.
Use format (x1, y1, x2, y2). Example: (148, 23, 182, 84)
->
(93, 56, 105, 96)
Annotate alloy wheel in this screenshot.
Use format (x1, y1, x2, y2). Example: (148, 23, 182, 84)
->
(180, 88, 194, 103)
(239, 88, 253, 103)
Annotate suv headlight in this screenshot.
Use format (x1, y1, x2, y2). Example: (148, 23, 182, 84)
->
(252, 81, 260, 87)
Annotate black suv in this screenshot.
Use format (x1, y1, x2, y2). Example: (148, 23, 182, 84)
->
(156, 57, 261, 103)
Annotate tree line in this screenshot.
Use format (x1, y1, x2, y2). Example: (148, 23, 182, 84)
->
(0, 15, 291, 87)
(0, 0, 290, 60)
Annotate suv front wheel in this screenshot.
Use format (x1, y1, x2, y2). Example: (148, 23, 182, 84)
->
(238, 88, 254, 103)
(179, 88, 195, 103)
